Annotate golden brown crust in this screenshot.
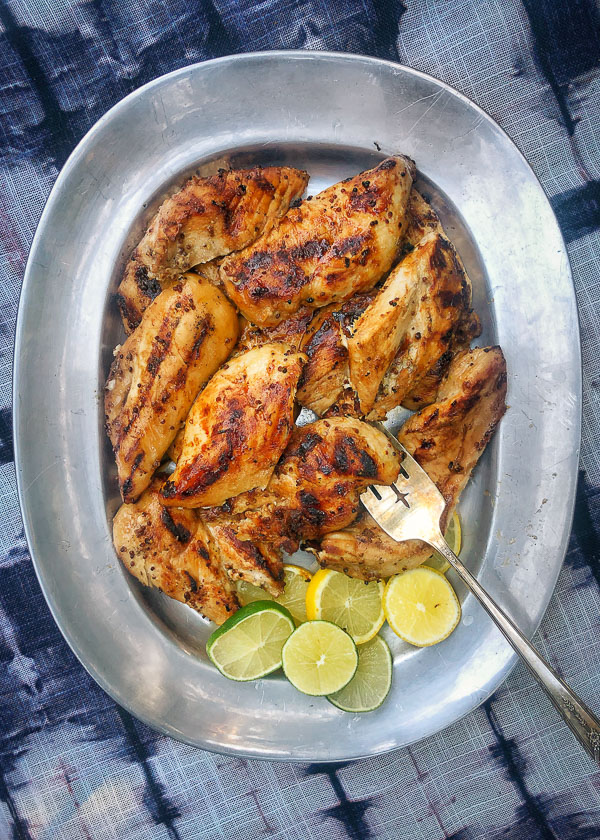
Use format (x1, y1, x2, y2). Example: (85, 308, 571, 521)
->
(105, 274, 239, 502)
(398, 346, 507, 508)
(160, 344, 306, 508)
(113, 480, 239, 624)
(296, 292, 375, 415)
(221, 156, 415, 326)
(303, 193, 478, 419)
(314, 511, 430, 580)
(389, 190, 482, 411)
(226, 417, 401, 542)
(203, 515, 285, 596)
(401, 308, 481, 410)
(403, 188, 445, 250)
(109, 160, 507, 621)
(235, 307, 314, 354)
(316, 347, 507, 579)
(117, 166, 309, 332)
(346, 232, 472, 418)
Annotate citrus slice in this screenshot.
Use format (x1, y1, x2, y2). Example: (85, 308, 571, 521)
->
(327, 635, 393, 713)
(206, 601, 294, 681)
(383, 567, 461, 646)
(282, 620, 358, 695)
(236, 564, 312, 624)
(276, 564, 312, 624)
(305, 569, 385, 644)
(236, 580, 274, 607)
(425, 511, 462, 574)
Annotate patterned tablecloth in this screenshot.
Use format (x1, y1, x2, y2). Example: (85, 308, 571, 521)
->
(1, 1, 600, 838)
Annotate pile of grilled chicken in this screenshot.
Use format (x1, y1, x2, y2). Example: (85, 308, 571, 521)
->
(106, 157, 507, 625)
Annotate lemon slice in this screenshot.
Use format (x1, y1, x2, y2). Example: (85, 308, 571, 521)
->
(327, 635, 393, 713)
(305, 569, 385, 644)
(206, 601, 295, 680)
(236, 565, 312, 624)
(282, 621, 358, 695)
(383, 567, 461, 646)
(425, 511, 462, 574)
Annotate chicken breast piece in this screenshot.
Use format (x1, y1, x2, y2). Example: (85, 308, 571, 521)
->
(160, 344, 306, 508)
(105, 274, 239, 503)
(227, 417, 401, 542)
(401, 308, 481, 410)
(374, 187, 480, 412)
(399, 346, 507, 505)
(117, 166, 309, 332)
(313, 511, 431, 581)
(296, 292, 375, 415)
(220, 156, 416, 327)
(313, 193, 436, 417)
(202, 515, 286, 596)
(303, 195, 478, 418)
(346, 232, 472, 417)
(316, 346, 507, 579)
(113, 480, 239, 624)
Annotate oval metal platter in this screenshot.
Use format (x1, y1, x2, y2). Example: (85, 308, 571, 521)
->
(14, 52, 581, 761)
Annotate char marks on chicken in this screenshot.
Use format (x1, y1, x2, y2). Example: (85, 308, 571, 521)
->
(113, 479, 239, 625)
(220, 156, 415, 326)
(117, 166, 309, 332)
(108, 161, 507, 625)
(224, 418, 401, 542)
(105, 274, 239, 503)
(356, 231, 475, 419)
(160, 344, 305, 508)
(316, 347, 507, 579)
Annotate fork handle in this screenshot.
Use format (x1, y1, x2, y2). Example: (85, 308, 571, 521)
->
(430, 536, 600, 764)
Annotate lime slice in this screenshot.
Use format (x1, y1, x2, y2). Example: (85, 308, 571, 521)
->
(236, 564, 312, 624)
(206, 601, 294, 681)
(425, 511, 462, 574)
(282, 620, 358, 695)
(236, 580, 274, 606)
(276, 564, 311, 624)
(305, 569, 385, 644)
(383, 567, 461, 647)
(327, 635, 393, 713)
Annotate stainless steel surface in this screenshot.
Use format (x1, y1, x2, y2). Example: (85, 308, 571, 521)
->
(362, 435, 599, 764)
(14, 51, 581, 761)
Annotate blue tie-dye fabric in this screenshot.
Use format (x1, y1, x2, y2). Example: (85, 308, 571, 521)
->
(1, 0, 600, 837)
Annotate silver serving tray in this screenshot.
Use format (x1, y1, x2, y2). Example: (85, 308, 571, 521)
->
(14, 52, 581, 761)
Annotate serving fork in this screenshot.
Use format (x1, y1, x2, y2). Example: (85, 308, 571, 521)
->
(361, 422, 600, 764)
